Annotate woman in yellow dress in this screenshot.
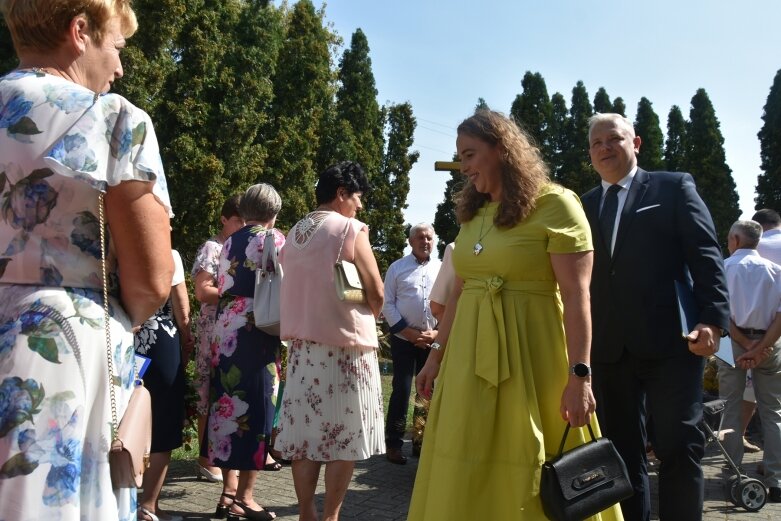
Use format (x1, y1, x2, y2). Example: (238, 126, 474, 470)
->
(408, 110, 623, 520)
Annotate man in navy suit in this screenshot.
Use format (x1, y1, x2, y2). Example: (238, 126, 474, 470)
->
(581, 113, 730, 520)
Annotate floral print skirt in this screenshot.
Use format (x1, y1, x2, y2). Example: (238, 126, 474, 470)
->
(0, 285, 137, 521)
(274, 339, 385, 461)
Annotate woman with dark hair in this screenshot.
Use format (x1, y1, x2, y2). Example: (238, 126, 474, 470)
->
(203, 183, 283, 521)
(0, 1, 173, 519)
(408, 111, 622, 520)
(275, 161, 385, 521)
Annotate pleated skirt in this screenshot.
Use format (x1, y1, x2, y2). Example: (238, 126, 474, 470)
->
(273, 338, 386, 461)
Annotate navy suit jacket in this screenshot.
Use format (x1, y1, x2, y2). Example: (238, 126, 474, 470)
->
(581, 169, 730, 363)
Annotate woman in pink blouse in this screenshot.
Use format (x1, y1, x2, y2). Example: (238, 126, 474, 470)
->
(275, 162, 385, 521)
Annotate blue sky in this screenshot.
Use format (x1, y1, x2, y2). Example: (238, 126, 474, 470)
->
(316, 0, 781, 231)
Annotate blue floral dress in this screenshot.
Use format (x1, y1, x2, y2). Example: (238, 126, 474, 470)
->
(0, 70, 171, 521)
(202, 225, 284, 470)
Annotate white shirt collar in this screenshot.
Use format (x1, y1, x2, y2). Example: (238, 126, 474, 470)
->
(601, 165, 637, 193)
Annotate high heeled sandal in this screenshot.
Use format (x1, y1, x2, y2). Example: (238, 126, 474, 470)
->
(215, 493, 236, 519)
(226, 499, 276, 521)
(138, 507, 183, 521)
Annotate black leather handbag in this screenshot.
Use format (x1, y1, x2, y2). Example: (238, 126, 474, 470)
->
(540, 423, 633, 521)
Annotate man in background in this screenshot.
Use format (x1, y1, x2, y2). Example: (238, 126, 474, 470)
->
(383, 223, 440, 464)
(718, 219, 781, 502)
(753, 209, 781, 264)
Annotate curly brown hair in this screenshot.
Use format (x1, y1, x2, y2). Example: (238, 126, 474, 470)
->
(454, 110, 550, 228)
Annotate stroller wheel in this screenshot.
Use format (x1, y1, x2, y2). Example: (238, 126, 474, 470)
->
(737, 478, 767, 512)
(726, 475, 740, 506)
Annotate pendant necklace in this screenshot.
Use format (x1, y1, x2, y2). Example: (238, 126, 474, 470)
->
(473, 209, 495, 255)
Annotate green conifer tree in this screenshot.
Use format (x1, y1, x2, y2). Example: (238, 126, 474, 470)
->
(547, 92, 569, 182)
(593, 87, 612, 114)
(664, 105, 688, 172)
(612, 97, 627, 117)
(510, 71, 552, 156)
(265, 0, 334, 229)
(558, 81, 597, 195)
(633, 97, 665, 171)
(685, 88, 740, 247)
(756, 69, 781, 210)
(376, 102, 419, 272)
(331, 29, 392, 267)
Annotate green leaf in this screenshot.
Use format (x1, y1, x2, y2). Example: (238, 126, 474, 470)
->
(27, 168, 53, 182)
(0, 452, 39, 479)
(131, 121, 147, 147)
(219, 365, 242, 393)
(28, 336, 60, 363)
(7, 116, 42, 136)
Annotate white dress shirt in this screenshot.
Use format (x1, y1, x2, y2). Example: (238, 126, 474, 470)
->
(383, 254, 441, 338)
(600, 166, 637, 253)
(758, 228, 781, 265)
(724, 248, 781, 330)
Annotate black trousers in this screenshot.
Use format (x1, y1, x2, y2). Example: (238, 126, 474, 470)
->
(593, 349, 705, 521)
(385, 335, 429, 449)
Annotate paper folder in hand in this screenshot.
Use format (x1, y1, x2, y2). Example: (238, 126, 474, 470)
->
(674, 280, 734, 367)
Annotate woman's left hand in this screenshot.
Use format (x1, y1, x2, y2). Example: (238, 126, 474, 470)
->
(560, 377, 596, 427)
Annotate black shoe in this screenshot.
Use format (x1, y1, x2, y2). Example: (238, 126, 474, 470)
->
(386, 447, 407, 465)
(215, 493, 236, 519)
(769, 487, 781, 502)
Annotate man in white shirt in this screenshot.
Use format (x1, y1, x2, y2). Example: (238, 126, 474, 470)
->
(382, 223, 441, 464)
(718, 219, 781, 502)
(753, 209, 781, 265)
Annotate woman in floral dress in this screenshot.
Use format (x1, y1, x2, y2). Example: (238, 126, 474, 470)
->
(203, 184, 283, 521)
(275, 161, 385, 521)
(0, 1, 173, 520)
(191, 194, 243, 485)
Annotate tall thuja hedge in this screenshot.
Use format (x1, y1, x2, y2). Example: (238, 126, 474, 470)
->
(264, 0, 334, 229)
(756, 69, 781, 210)
(634, 97, 665, 171)
(685, 89, 740, 248)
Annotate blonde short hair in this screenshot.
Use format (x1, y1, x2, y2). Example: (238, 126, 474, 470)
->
(0, 0, 137, 53)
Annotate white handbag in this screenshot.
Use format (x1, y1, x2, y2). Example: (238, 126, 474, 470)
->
(253, 229, 282, 335)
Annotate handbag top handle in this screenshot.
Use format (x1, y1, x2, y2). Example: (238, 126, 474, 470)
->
(260, 229, 278, 274)
(335, 219, 352, 264)
(555, 423, 598, 458)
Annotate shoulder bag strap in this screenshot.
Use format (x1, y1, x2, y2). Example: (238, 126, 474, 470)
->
(335, 219, 352, 263)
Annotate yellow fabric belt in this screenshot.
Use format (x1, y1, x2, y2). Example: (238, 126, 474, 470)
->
(462, 277, 557, 387)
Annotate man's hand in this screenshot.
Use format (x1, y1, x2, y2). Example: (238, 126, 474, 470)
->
(687, 323, 721, 357)
(416, 329, 438, 349)
(736, 343, 773, 370)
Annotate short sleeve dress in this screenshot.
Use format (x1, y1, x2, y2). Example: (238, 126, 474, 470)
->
(407, 186, 623, 521)
(0, 70, 171, 521)
(191, 237, 223, 415)
(202, 225, 284, 470)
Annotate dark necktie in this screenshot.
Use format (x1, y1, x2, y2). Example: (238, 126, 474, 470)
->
(599, 184, 621, 253)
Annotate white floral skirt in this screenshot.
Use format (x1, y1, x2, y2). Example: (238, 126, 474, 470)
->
(274, 339, 385, 461)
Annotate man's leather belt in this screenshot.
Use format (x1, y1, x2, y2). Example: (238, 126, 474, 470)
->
(737, 326, 767, 336)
